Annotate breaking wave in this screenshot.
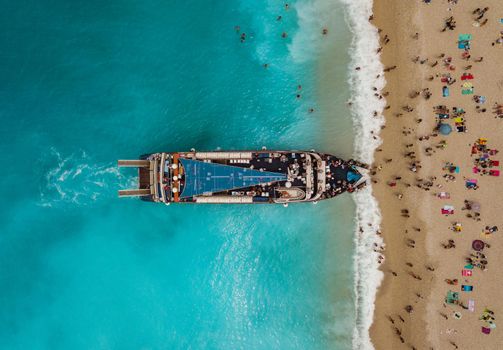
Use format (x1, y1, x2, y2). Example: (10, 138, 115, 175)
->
(39, 149, 134, 207)
(288, 0, 341, 64)
(338, 0, 385, 349)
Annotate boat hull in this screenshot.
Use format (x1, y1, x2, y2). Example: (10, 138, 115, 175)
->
(118, 150, 367, 204)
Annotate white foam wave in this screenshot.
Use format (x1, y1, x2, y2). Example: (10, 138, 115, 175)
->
(336, 0, 385, 349)
(39, 148, 130, 207)
(288, 0, 341, 63)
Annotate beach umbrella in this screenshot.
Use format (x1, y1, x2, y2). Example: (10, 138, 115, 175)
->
(472, 240, 485, 251)
(439, 123, 452, 135)
(471, 201, 481, 212)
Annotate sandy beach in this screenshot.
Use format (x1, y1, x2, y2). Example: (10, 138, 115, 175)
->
(369, 0, 503, 349)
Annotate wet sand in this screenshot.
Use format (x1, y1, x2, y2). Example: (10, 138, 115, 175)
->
(370, 1, 503, 349)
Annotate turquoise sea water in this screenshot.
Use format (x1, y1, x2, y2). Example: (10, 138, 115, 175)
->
(0, 0, 358, 349)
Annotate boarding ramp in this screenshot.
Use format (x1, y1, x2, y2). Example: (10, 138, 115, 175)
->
(118, 160, 150, 168)
(118, 189, 152, 197)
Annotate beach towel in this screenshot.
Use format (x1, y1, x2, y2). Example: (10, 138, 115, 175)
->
(464, 264, 474, 269)
(469, 299, 475, 312)
(446, 290, 459, 304)
(459, 34, 472, 41)
(462, 269, 473, 276)
(458, 42, 468, 49)
(473, 167, 480, 174)
(456, 125, 466, 133)
(461, 73, 474, 80)
(466, 179, 477, 188)
(462, 285, 473, 292)
(442, 205, 454, 212)
(489, 170, 500, 176)
(454, 117, 464, 123)
(438, 192, 450, 199)
(462, 89, 474, 95)
(491, 160, 499, 166)
(481, 231, 492, 238)
(482, 326, 491, 334)
(462, 82, 473, 88)
(442, 86, 449, 97)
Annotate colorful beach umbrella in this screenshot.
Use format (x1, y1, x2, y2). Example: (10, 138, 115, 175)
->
(439, 123, 452, 135)
(472, 240, 485, 251)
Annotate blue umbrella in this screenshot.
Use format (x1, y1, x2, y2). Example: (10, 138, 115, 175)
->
(439, 123, 452, 135)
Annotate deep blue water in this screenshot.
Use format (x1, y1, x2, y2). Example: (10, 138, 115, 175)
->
(0, 0, 357, 349)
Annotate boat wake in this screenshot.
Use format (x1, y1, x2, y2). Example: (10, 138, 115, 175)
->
(39, 149, 134, 207)
(339, 0, 385, 349)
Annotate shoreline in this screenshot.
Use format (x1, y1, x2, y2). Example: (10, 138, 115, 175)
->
(370, 1, 503, 349)
(338, 0, 386, 348)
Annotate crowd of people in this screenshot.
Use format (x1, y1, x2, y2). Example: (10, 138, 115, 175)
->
(370, 1, 502, 348)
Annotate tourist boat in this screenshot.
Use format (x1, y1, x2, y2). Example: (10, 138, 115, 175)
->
(117, 150, 368, 205)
